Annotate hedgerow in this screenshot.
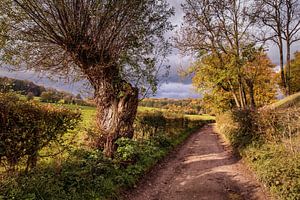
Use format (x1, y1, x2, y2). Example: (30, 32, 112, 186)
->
(216, 107, 300, 200)
(0, 92, 81, 172)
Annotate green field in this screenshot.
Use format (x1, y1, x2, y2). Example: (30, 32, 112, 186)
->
(58, 104, 215, 126)
(61, 104, 97, 126)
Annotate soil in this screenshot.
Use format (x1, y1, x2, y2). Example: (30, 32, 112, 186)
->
(124, 124, 271, 200)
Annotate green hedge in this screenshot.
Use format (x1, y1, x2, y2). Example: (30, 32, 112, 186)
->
(0, 92, 81, 172)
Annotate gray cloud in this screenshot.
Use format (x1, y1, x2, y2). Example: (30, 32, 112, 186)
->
(154, 82, 201, 99)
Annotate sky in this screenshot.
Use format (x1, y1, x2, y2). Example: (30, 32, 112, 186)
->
(0, 0, 299, 99)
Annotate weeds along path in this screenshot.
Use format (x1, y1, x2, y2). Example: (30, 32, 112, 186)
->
(125, 124, 270, 200)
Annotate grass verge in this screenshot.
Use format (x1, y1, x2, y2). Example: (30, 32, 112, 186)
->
(216, 109, 300, 200)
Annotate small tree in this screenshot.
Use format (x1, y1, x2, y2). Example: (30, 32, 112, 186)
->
(40, 91, 60, 103)
(4, 0, 173, 157)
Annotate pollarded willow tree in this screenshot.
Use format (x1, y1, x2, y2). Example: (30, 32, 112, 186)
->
(3, 0, 174, 157)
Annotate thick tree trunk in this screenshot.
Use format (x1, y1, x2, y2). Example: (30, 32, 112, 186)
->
(87, 66, 139, 158)
(246, 80, 256, 109)
(228, 81, 241, 108)
(286, 41, 291, 95)
(238, 76, 247, 109)
(278, 39, 287, 95)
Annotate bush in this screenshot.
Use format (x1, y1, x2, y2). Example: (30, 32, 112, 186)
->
(258, 107, 300, 143)
(135, 111, 166, 140)
(0, 92, 81, 172)
(0, 149, 118, 200)
(115, 138, 141, 164)
(216, 109, 261, 151)
(40, 91, 61, 103)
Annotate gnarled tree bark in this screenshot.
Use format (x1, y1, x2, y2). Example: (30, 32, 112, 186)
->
(86, 66, 138, 158)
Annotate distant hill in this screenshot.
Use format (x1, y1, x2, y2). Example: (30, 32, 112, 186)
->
(0, 76, 94, 106)
(0, 76, 46, 96)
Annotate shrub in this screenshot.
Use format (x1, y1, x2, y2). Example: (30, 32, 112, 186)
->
(258, 107, 300, 143)
(0, 92, 81, 172)
(135, 111, 166, 140)
(0, 149, 118, 200)
(244, 144, 300, 200)
(216, 109, 261, 151)
(216, 107, 300, 150)
(115, 138, 141, 164)
(40, 91, 61, 103)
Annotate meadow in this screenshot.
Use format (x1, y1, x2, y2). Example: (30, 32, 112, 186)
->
(60, 104, 215, 128)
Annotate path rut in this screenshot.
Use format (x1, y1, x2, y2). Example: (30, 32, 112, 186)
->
(125, 124, 270, 200)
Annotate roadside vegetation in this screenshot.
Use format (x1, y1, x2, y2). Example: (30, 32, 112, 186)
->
(0, 91, 214, 199)
(216, 93, 300, 199)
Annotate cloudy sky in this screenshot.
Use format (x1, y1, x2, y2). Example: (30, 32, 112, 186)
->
(0, 0, 299, 99)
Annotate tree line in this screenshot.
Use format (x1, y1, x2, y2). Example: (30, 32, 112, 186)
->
(0, 76, 92, 105)
(140, 98, 207, 115)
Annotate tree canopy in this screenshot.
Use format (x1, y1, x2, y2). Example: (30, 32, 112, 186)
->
(289, 51, 300, 94)
(3, 0, 174, 94)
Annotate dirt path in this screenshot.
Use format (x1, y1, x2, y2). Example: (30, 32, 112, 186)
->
(125, 124, 270, 200)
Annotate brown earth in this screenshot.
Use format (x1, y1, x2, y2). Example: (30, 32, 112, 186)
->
(124, 124, 271, 200)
